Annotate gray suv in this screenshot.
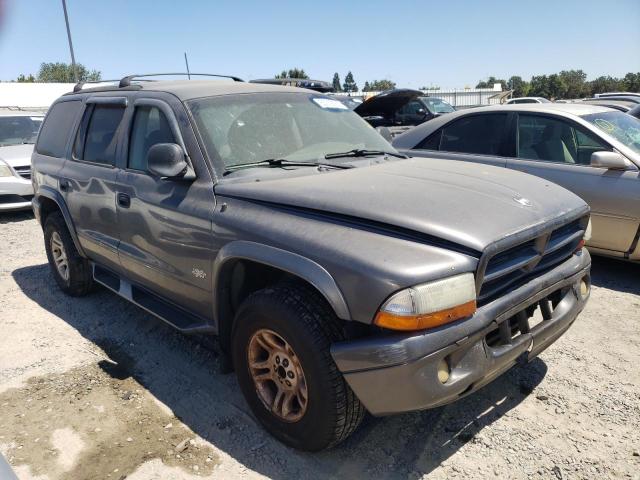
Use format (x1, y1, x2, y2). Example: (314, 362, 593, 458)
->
(31, 75, 592, 451)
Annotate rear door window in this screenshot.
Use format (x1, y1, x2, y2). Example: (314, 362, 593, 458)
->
(128, 106, 176, 171)
(439, 114, 509, 155)
(74, 105, 126, 166)
(36, 101, 82, 157)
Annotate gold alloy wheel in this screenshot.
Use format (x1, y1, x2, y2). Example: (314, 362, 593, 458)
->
(247, 328, 309, 422)
(50, 231, 70, 282)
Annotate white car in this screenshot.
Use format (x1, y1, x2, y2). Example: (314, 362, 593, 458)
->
(506, 97, 551, 104)
(0, 110, 43, 211)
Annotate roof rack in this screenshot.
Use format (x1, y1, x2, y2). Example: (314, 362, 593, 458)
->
(73, 79, 122, 93)
(118, 73, 244, 88)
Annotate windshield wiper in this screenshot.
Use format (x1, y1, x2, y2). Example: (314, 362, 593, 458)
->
(224, 158, 353, 175)
(324, 148, 407, 160)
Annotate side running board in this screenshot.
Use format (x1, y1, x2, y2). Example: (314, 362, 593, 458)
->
(92, 264, 214, 334)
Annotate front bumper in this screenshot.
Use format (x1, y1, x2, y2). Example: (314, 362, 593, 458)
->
(0, 176, 33, 211)
(331, 250, 591, 416)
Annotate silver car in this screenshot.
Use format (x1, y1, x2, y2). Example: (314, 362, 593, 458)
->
(393, 104, 640, 261)
(0, 110, 44, 211)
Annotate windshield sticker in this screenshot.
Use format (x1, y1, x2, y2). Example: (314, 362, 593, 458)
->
(312, 98, 348, 110)
(594, 118, 615, 132)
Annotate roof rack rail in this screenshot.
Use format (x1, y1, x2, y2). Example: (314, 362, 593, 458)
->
(118, 73, 244, 88)
(73, 79, 122, 93)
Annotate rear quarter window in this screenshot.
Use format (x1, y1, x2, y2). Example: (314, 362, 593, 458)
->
(36, 100, 82, 157)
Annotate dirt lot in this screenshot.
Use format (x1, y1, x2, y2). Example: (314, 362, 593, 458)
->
(1, 211, 639, 480)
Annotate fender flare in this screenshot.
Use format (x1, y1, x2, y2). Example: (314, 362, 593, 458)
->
(36, 186, 87, 258)
(212, 240, 351, 321)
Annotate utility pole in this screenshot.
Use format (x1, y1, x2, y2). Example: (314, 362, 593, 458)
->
(61, 0, 78, 82)
(184, 52, 191, 79)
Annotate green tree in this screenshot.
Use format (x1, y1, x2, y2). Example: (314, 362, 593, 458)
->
(586, 76, 623, 96)
(275, 68, 309, 79)
(362, 81, 370, 92)
(546, 74, 567, 99)
(476, 76, 508, 91)
(332, 72, 342, 92)
(36, 62, 101, 83)
(366, 79, 396, 91)
(343, 71, 358, 92)
(622, 72, 640, 92)
(16, 74, 36, 83)
(558, 70, 588, 98)
(507, 75, 529, 97)
(528, 75, 551, 98)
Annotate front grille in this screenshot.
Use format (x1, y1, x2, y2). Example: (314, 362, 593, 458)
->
(13, 166, 31, 180)
(485, 289, 568, 348)
(478, 218, 586, 304)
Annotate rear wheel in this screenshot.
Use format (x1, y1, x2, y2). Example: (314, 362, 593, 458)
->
(44, 212, 93, 296)
(232, 283, 365, 451)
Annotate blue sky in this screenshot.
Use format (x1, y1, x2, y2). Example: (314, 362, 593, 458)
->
(1, 0, 639, 88)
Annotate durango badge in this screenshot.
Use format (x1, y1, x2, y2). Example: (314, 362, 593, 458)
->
(513, 196, 533, 207)
(192, 268, 207, 279)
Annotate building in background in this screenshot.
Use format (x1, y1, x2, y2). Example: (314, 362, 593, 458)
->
(0, 83, 75, 111)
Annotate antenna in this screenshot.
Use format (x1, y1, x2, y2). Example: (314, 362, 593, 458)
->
(184, 52, 191, 80)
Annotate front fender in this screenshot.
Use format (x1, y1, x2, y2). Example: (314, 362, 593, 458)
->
(212, 240, 351, 320)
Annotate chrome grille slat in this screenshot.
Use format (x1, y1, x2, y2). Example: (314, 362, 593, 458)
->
(478, 218, 585, 304)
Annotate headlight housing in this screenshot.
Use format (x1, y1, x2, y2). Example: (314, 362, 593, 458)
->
(0, 160, 14, 178)
(374, 273, 477, 331)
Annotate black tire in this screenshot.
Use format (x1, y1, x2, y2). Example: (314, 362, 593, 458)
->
(43, 211, 93, 296)
(232, 283, 365, 451)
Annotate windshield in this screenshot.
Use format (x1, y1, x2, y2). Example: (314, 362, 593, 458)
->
(420, 97, 455, 114)
(187, 92, 395, 168)
(582, 111, 640, 155)
(0, 116, 43, 146)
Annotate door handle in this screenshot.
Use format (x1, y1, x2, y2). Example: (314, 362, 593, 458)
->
(117, 192, 131, 208)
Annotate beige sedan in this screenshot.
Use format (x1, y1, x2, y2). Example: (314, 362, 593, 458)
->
(393, 104, 640, 261)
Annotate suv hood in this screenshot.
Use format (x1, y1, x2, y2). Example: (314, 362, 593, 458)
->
(0, 144, 34, 168)
(216, 158, 587, 253)
(354, 89, 423, 119)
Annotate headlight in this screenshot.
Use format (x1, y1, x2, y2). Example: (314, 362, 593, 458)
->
(374, 273, 477, 331)
(0, 160, 13, 178)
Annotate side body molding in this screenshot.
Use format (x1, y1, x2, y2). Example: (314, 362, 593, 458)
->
(212, 241, 351, 321)
(35, 186, 87, 258)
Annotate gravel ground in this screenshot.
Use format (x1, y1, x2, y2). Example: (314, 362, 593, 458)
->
(0, 211, 639, 480)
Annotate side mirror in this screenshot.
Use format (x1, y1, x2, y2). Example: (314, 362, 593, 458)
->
(147, 143, 190, 178)
(590, 151, 628, 170)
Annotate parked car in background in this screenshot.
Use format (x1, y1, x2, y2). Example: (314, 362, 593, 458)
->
(393, 104, 640, 261)
(578, 98, 637, 113)
(249, 77, 334, 93)
(354, 89, 455, 136)
(0, 109, 43, 211)
(506, 97, 551, 104)
(595, 92, 640, 99)
(589, 94, 640, 104)
(32, 76, 591, 450)
(628, 104, 640, 120)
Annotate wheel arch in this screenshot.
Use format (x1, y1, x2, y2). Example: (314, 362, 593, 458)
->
(35, 186, 87, 258)
(212, 241, 351, 353)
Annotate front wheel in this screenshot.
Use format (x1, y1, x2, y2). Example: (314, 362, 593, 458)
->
(232, 283, 365, 451)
